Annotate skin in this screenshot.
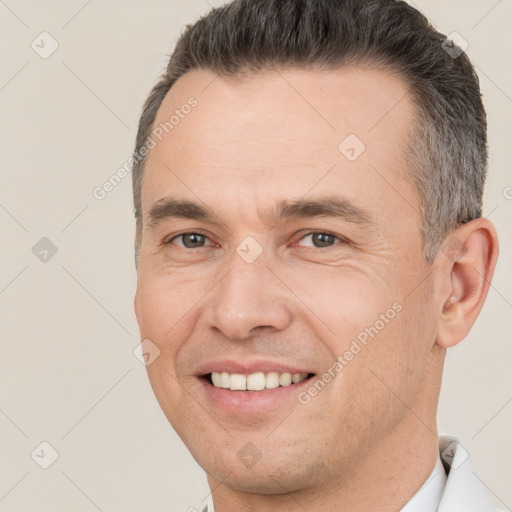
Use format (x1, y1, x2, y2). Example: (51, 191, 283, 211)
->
(134, 67, 499, 512)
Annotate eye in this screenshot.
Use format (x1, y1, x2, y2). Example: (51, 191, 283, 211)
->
(168, 231, 215, 249)
(296, 231, 346, 248)
(167, 230, 346, 251)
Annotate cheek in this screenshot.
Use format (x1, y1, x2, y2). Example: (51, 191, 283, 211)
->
(136, 275, 196, 424)
(305, 269, 429, 424)
(283, 263, 399, 344)
(348, 298, 435, 420)
(322, 311, 422, 452)
(135, 271, 204, 345)
(144, 359, 189, 437)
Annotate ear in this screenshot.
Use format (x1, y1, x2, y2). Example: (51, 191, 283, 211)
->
(435, 218, 499, 348)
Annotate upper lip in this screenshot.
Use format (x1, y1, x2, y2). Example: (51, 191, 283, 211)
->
(195, 359, 315, 377)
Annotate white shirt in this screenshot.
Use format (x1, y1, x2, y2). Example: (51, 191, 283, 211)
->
(399, 453, 446, 511)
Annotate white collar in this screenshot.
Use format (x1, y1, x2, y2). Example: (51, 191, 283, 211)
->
(399, 452, 447, 512)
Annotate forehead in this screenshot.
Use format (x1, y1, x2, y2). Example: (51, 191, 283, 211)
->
(142, 66, 417, 221)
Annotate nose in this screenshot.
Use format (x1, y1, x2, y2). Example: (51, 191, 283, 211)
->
(204, 250, 293, 340)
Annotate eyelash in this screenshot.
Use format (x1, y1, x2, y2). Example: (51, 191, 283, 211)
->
(167, 230, 348, 249)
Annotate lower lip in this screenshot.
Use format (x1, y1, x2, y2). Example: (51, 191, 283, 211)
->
(197, 376, 315, 414)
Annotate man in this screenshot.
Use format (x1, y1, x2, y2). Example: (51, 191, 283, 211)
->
(132, 0, 502, 510)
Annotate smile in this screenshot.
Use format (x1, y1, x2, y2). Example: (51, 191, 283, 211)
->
(209, 371, 311, 391)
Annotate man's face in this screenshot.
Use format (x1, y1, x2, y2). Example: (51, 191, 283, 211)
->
(135, 67, 443, 492)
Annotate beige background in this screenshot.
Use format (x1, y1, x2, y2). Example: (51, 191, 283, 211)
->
(0, 1, 510, 510)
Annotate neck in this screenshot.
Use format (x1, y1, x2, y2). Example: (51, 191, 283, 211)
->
(208, 346, 445, 512)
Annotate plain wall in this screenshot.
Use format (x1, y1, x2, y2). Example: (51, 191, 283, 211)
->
(0, 1, 510, 510)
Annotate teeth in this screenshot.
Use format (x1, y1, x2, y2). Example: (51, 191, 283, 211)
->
(220, 371, 230, 389)
(279, 373, 292, 386)
(229, 373, 247, 391)
(210, 371, 309, 391)
(211, 372, 221, 387)
(247, 372, 266, 390)
(266, 372, 280, 389)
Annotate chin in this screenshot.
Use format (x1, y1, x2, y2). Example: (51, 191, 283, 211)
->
(199, 446, 327, 495)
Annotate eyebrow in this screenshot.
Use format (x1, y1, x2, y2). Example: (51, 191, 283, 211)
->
(147, 196, 374, 228)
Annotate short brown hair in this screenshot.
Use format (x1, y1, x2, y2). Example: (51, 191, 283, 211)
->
(132, 0, 487, 265)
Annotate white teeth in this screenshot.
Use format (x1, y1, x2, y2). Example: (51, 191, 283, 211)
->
(292, 373, 304, 384)
(247, 372, 266, 391)
(211, 372, 221, 387)
(266, 372, 280, 389)
(229, 373, 247, 391)
(220, 371, 230, 389)
(210, 371, 309, 391)
(279, 373, 292, 386)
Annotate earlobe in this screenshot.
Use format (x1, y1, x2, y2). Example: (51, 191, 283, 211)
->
(436, 218, 499, 349)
